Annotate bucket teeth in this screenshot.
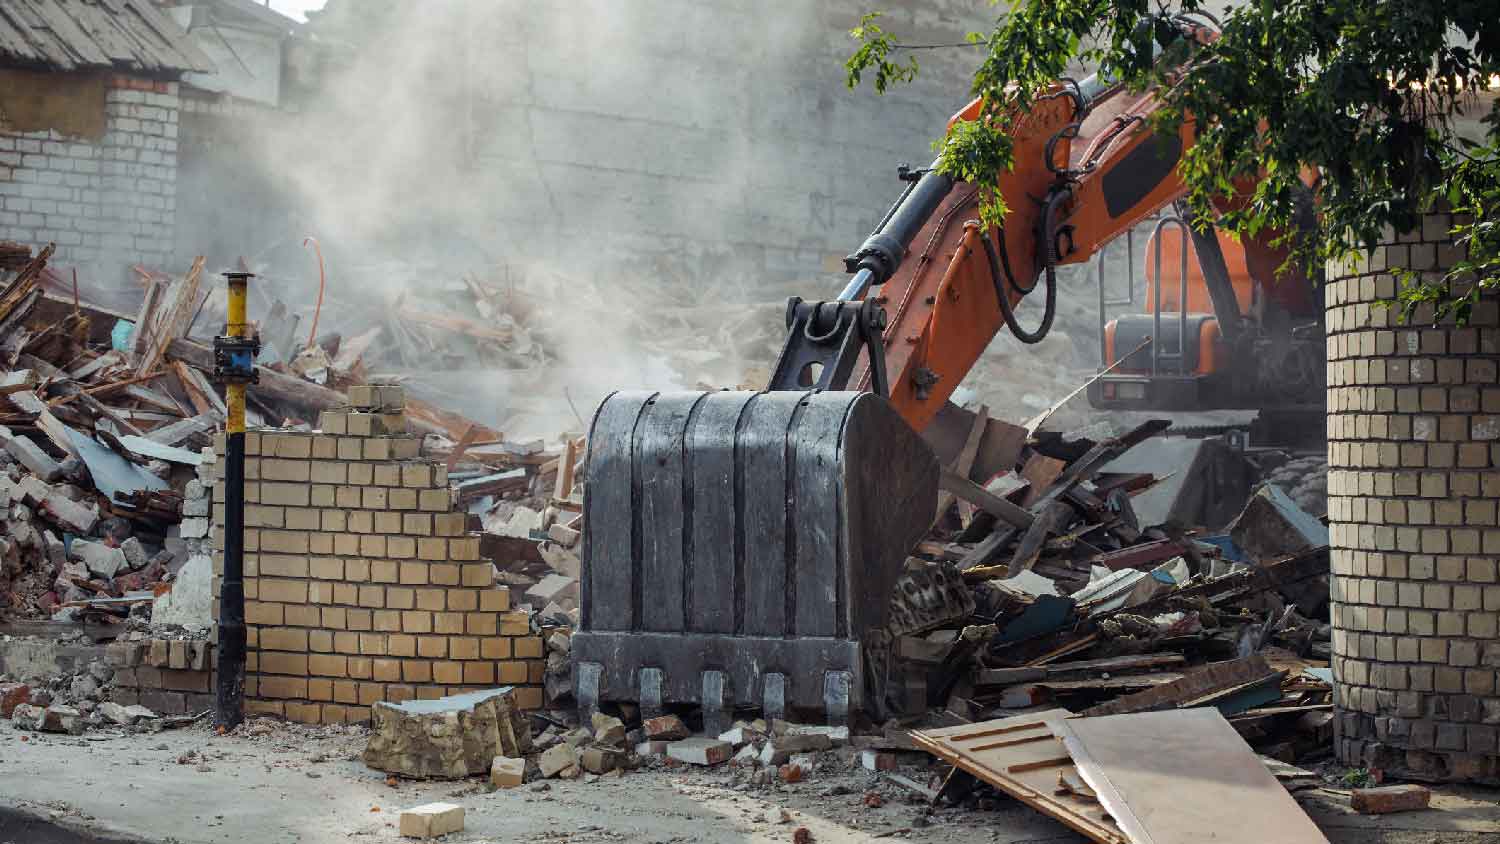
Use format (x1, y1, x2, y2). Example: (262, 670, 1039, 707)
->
(573, 389, 938, 718)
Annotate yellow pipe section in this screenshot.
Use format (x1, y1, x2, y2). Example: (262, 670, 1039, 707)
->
(226, 275, 248, 435)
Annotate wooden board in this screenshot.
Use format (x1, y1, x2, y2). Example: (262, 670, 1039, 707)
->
(913, 711, 1127, 844)
(1055, 709, 1329, 844)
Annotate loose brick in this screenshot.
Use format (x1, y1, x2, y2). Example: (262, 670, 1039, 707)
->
(1351, 785, 1431, 814)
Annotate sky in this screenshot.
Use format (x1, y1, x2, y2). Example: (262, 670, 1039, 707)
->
(266, 0, 327, 22)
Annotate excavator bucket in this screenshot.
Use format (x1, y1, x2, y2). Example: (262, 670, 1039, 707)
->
(573, 389, 938, 722)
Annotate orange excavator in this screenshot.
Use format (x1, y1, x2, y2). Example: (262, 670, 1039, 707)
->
(573, 18, 1323, 720)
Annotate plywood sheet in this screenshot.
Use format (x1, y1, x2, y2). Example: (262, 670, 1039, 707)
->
(913, 710, 1127, 844)
(1055, 708, 1329, 844)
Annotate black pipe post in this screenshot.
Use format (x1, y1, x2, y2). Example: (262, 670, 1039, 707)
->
(215, 271, 257, 730)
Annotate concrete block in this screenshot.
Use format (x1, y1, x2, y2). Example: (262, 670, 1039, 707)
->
(591, 712, 626, 745)
(70, 538, 127, 579)
(538, 742, 578, 778)
(398, 803, 464, 839)
(1352, 784, 1431, 814)
(666, 738, 733, 766)
(490, 756, 524, 788)
(758, 733, 833, 765)
(1, 430, 61, 481)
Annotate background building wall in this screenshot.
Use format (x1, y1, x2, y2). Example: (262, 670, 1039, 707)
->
(1326, 211, 1500, 783)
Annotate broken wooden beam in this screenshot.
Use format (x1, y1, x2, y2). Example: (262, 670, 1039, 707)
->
(166, 338, 347, 411)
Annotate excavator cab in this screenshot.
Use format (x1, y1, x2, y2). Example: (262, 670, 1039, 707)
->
(1088, 215, 1326, 424)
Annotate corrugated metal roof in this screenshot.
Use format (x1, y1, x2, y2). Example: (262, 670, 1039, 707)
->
(0, 0, 215, 76)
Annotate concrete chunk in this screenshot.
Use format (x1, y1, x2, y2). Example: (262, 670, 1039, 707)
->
(489, 756, 524, 788)
(666, 737, 733, 766)
(71, 539, 127, 579)
(1, 432, 61, 481)
(363, 688, 531, 779)
(758, 733, 833, 765)
(398, 803, 464, 839)
(538, 743, 578, 778)
(525, 573, 578, 608)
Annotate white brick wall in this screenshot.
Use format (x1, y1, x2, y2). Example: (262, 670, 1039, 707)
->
(0, 79, 180, 272)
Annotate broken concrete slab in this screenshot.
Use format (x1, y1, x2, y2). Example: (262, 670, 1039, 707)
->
(98, 702, 157, 726)
(120, 537, 148, 570)
(667, 738, 733, 766)
(758, 733, 833, 765)
(364, 688, 530, 779)
(0, 430, 61, 481)
(538, 743, 579, 778)
(1229, 483, 1329, 564)
(71, 539, 128, 579)
(149, 554, 212, 630)
(398, 803, 464, 839)
(525, 573, 578, 608)
(782, 723, 849, 746)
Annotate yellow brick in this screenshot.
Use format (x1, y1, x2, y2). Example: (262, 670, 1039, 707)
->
(429, 563, 460, 585)
(261, 459, 310, 483)
(374, 510, 402, 533)
(403, 513, 433, 535)
(364, 438, 391, 460)
(370, 559, 400, 583)
(386, 587, 416, 610)
(311, 462, 346, 484)
(448, 637, 480, 660)
(386, 684, 414, 704)
(309, 630, 334, 652)
(360, 535, 387, 557)
(334, 534, 360, 555)
(358, 633, 387, 655)
(514, 688, 543, 711)
(334, 631, 359, 654)
(480, 638, 511, 660)
(462, 662, 495, 684)
(348, 463, 373, 485)
(261, 530, 309, 554)
(336, 485, 362, 509)
(498, 612, 528, 636)
(448, 537, 480, 561)
(434, 612, 465, 634)
(322, 606, 347, 628)
(388, 488, 417, 510)
(244, 431, 262, 455)
(258, 627, 308, 651)
(434, 513, 466, 537)
(373, 659, 402, 682)
(261, 482, 309, 507)
(333, 679, 359, 703)
(388, 536, 416, 558)
(320, 704, 347, 723)
(387, 634, 416, 657)
(415, 588, 445, 611)
(307, 678, 333, 701)
(402, 661, 432, 683)
(320, 412, 348, 435)
(312, 435, 338, 459)
(356, 584, 383, 608)
(399, 562, 428, 585)
(417, 537, 446, 560)
(460, 564, 492, 589)
(336, 437, 362, 459)
(362, 487, 388, 509)
(346, 609, 373, 631)
(309, 533, 334, 555)
(260, 652, 308, 676)
(245, 700, 283, 717)
(373, 610, 402, 631)
(373, 464, 400, 486)
(271, 434, 313, 459)
(402, 611, 432, 633)
(389, 438, 420, 460)
(446, 589, 477, 612)
(415, 687, 444, 701)
(310, 485, 336, 507)
(310, 557, 344, 580)
(258, 676, 308, 699)
(402, 464, 431, 488)
(529, 662, 545, 684)
(347, 510, 373, 533)
(334, 582, 358, 605)
(513, 636, 544, 659)
(496, 661, 528, 684)
(432, 661, 463, 684)
(417, 637, 447, 658)
(479, 587, 510, 612)
(346, 559, 371, 581)
(260, 554, 309, 578)
(306, 580, 332, 605)
(419, 489, 449, 511)
(467, 612, 498, 636)
(348, 385, 379, 408)
(260, 579, 307, 603)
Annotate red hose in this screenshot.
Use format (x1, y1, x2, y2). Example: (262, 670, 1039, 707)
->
(302, 236, 326, 351)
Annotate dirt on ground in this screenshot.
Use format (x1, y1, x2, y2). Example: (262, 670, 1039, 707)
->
(1, 717, 1496, 844)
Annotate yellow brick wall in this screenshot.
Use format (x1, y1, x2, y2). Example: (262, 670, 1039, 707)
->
(209, 389, 545, 725)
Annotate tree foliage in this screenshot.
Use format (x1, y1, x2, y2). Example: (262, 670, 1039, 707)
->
(846, 2, 1500, 320)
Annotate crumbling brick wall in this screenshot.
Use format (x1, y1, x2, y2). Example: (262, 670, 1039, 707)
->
(0, 73, 178, 272)
(208, 386, 545, 725)
(106, 638, 213, 716)
(1326, 210, 1500, 783)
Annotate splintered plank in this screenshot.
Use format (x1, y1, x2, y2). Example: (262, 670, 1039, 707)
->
(135, 258, 203, 377)
(931, 404, 988, 529)
(1080, 654, 1281, 717)
(912, 711, 1127, 844)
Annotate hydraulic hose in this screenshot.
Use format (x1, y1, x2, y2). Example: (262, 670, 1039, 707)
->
(975, 217, 1058, 345)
